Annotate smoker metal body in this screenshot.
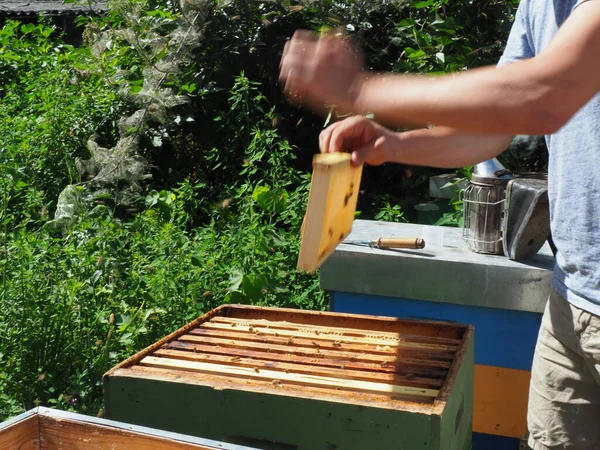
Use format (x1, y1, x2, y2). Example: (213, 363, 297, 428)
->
(462, 159, 513, 255)
(462, 159, 550, 260)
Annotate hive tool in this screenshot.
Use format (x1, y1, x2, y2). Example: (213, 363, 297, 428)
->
(342, 237, 426, 250)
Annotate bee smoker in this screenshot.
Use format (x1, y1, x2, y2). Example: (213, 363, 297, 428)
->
(462, 158, 513, 255)
(462, 158, 551, 260)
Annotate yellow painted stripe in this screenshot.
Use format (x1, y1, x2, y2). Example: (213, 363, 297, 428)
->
(473, 364, 531, 438)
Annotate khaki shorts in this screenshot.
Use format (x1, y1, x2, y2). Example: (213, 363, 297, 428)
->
(528, 289, 600, 450)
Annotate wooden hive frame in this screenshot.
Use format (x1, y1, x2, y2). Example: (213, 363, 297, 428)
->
(297, 152, 363, 272)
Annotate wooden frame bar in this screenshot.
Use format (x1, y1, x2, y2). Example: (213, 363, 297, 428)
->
(297, 153, 363, 272)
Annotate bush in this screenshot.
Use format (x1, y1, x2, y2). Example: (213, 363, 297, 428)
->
(1, 180, 321, 416)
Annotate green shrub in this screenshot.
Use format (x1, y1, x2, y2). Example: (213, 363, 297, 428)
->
(0, 20, 122, 228)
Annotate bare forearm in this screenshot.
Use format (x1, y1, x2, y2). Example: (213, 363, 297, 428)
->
(354, 62, 563, 135)
(387, 127, 513, 168)
(355, 2, 600, 135)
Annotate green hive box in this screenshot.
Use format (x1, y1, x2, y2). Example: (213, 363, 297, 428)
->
(104, 305, 474, 450)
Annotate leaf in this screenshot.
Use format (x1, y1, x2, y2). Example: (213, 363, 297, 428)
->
(432, 14, 445, 25)
(89, 270, 103, 286)
(413, 0, 434, 8)
(191, 250, 202, 267)
(145, 191, 160, 207)
(439, 180, 461, 189)
(252, 185, 288, 213)
(390, 37, 403, 47)
(228, 268, 244, 291)
(405, 49, 427, 61)
(20, 24, 36, 34)
(269, 231, 287, 247)
(116, 315, 132, 333)
(241, 274, 268, 302)
(224, 291, 250, 304)
(252, 185, 270, 202)
(181, 83, 197, 94)
(434, 211, 461, 227)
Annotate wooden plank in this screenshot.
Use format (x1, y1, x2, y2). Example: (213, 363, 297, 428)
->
(0, 414, 39, 450)
(435, 332, 475, 450)
(38, 415, 237, 450)
(166, 341, 449, 378)
(109, 365, 439, 413)
(177, 334, 453, 368)
(35, 407, 254, 450)
(473, 364, 530, 438)
(221, 305, 466, 340)
(140, 356, 440, 399)
(153, 348, 444, 389)
(190, 327, 456, 359)
(297, 153, 363, 272)
(209, 316, 463, 345)
(433, 325, 474, 415)
(198, 322, 459, 352)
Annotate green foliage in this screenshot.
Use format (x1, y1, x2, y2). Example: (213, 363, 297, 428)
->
(0, 19, 319, 416)
(51, 0, 212, 229)
(0, 20, 122, 228)
(433, 166, 472, 227)
(0, 196, 322, 416)
(373, 196, 409, 223)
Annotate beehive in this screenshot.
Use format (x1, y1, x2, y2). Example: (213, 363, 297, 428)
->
(104, 305, 474, 450)
(0, 406, 257, 450)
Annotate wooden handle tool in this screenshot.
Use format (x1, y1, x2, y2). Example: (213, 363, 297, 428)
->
(344, 238, 426, 249)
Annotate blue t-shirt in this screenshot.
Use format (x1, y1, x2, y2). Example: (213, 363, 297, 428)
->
(498, 0, 600, 315)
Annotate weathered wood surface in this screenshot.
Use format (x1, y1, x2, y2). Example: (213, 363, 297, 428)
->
(0, 1, 107, 14)
(0, 407, 257, 450)
(140, 355, 440, 398)
(39, 416, 225, 450)
(297, 153, 363, 272)
(187, 327, 456, 360)
(202, 317, 463, 346)
(104, 305, 465, 378)
(108, 364, 438, 413)
(153, 348, 444, 388)
(105, 373, 439, 450)
(165, 340, 450, 378)
(0, 414, 39, 450)
(220, 305, 465, 339)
